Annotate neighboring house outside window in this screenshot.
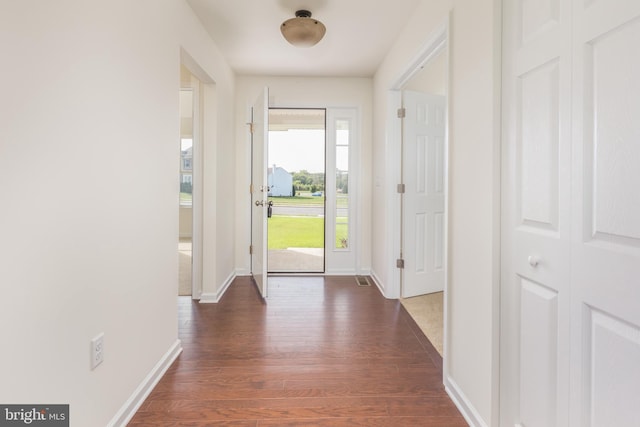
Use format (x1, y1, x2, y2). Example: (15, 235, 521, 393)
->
(267, 164, 293, 197)
(183, 157, 192, 170)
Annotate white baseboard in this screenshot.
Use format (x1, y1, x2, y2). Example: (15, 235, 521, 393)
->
(369, 270, 387, 297)
(445, 375, 489, 427)
(108, 340, 182, 427)
(198, 292, 217, 303)
(199, 271, 236, 303)
(323, 269, 356, 276)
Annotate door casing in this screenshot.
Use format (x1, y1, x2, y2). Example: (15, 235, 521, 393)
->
(386, 17, 451, 379)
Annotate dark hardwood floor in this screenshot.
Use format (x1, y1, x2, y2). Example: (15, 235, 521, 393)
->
(128, 276, 467, 426)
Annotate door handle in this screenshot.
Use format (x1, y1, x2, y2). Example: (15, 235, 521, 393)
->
(255, 200, 265, 206)
(528, 255, 540, 267)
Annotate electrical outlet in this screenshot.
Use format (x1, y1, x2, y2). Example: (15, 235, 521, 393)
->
(90, 333, 104, 370)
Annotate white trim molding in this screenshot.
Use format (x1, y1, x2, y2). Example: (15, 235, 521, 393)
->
(386, 17, 450, 301)
(323, 269, 357, 276)
(108, 340, 182, 427)
(369, 270, 388, 298)
(445, 376, 489, 427)
(199, 271, 236, 303)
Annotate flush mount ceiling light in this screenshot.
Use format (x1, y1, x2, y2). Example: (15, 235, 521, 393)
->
(280, 10, 326, 47)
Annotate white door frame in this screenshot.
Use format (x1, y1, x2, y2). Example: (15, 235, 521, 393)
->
(180, 49, 215, 300)
(263, 103, 362, 276)
(325, 107, 360, 275)
(386, 16, 450, 370)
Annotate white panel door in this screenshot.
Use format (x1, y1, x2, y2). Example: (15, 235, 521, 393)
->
(502, 0, 640, 426)
(501, 0, 572, 425)
(402, 90, 446, 298)
(251, 87, 269, 298)
(570, 1, 640, 425)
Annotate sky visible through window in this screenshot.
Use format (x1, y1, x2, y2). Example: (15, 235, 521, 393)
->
(268, 129, 328, 173)
(181, 138, 193, 152)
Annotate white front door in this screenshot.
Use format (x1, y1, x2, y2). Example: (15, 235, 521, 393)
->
(402, 90, 446, 298)
(501, 1, 640, 425)
(251, 87, 269, 298)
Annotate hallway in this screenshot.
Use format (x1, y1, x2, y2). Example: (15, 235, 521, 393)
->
(129, 276, 466, 426)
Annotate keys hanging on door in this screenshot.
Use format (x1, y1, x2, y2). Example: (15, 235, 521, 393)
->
(267, 201, 273, 218)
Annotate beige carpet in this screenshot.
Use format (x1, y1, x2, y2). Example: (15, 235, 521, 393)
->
(178, 239, 191, 296)
(400, 292, 443, 355)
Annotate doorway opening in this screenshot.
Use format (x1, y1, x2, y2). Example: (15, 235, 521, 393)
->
(178, 63, 205, 298)
(399, 48, 447, 356)
(267, 109, 326, 273)
(178, 73, 194, 296)
(389, 26, 449, 359)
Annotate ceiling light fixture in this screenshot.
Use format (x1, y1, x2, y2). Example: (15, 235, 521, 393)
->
(280, 10, 326, 47)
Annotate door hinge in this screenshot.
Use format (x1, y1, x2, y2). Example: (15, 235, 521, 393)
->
(397, 183, 405, 194)
(247, 122, 254, 134)
(250, 184, 254, 194)
(249, 245, 253, 255)
(396, 258, 405, 269)
(397, 107, 406, 118)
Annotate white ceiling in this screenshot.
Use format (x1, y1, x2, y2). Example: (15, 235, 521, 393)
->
(186, 0, 422, 77)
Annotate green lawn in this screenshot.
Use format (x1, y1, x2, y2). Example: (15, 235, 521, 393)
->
(180, 192, 192, 204)
(268, 215, 349, 249)
(268, 216, 324, 249)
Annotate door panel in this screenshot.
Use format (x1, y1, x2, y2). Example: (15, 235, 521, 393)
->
(585, 308, 640, 426)
(572, 2, 640, 425)
(402, 90, 446, 298)
(519, 278, 559, 427)
(502, 0, 572, 425)
(518, 59, 560, 231)
(251, 87, 269, 298)
(503, 0, 640, 426)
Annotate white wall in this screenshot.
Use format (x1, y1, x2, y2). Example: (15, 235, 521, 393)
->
(234, 76, 373, 276)
(372, 1, 501, 426)
(0, 1, 235, 425)
(405, 50, 447, 95)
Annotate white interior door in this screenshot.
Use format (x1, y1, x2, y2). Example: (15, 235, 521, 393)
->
(402, 90, 446, 298)
(571, 1, 640, 425)
(501, 0, 572, 423)
(251, 87, 269, 298)
(501, 1, 640, 426)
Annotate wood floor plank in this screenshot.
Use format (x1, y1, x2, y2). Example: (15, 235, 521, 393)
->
(256, 417, 469, 427)
(128, 276, 466, 426)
